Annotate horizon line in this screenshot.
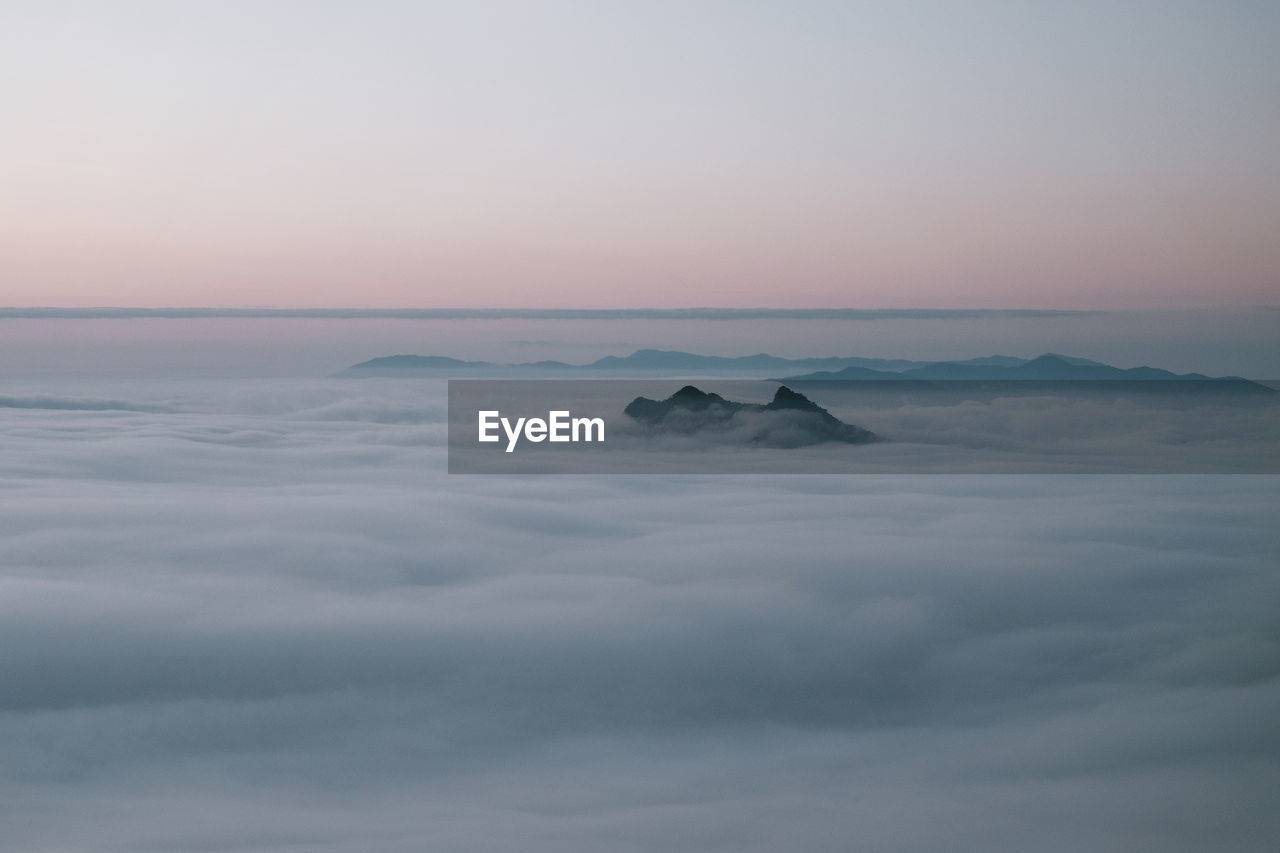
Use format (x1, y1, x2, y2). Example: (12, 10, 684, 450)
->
(0, 307, 1111, 321)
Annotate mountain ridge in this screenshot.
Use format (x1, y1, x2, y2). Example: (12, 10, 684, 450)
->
(623, 385, 881, 446)
(343, 349, 1257, 382)
(777, 353, 1255, 383)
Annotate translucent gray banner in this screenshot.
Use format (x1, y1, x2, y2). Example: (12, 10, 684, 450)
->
(447, 379, 1280, 474)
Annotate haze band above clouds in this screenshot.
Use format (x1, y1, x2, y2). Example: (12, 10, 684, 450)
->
(0, 308, 1103, 320)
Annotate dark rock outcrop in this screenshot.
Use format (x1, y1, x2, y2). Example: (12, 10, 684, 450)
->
(624, 386, 880, 447)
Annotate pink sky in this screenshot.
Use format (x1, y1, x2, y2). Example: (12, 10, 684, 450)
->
(3, 2, 1277, 310)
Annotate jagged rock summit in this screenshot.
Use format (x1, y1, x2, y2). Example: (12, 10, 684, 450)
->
(624, 385, 880, 447)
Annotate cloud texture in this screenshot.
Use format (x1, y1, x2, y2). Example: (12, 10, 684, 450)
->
(1, 376, 1277, 851)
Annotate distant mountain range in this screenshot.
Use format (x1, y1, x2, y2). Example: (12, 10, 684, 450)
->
(347, 349, 945, 373)
(775, 353, 1253, 382)
(343, 349, 1255, 382)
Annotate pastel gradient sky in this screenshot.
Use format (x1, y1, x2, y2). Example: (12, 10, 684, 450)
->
(3, 1, 1278, 309)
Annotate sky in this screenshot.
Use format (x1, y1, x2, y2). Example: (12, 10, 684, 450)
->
(3, 0, 1278, 309)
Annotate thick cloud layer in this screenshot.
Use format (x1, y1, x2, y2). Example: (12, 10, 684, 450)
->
(1, 376, 1277, 851)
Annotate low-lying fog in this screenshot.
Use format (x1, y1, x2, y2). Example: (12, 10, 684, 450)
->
(2, 367, 1277, 851)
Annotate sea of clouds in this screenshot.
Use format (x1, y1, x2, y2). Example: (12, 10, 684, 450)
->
(1, 375, 1278, 851)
